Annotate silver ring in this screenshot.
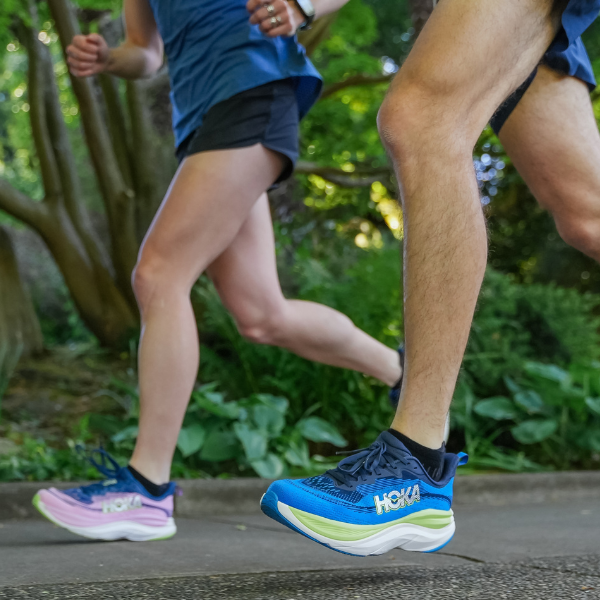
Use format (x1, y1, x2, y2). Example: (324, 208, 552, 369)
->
(266, 4, 275, 15)
(270, 16, 278, 28)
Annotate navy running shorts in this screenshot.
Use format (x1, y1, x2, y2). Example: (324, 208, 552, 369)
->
(176, 78, 299, 184)
(490, 0, 600, 134)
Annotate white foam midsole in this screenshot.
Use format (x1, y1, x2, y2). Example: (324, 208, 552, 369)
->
(278, 502, 455, 556)
(36, 498, 176, 542)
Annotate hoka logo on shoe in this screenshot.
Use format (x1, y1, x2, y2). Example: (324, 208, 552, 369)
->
(373, 485, 420, 515)
(101, 495, 143, 514)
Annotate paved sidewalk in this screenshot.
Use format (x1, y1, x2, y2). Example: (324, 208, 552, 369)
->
(1, 494, 599, 598)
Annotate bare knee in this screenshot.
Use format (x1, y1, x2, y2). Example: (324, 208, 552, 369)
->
(235, 306, 289, 346)
(554, 213, 600, 259)
(377, 76, 481, 167)
(132, 254, 187, 314)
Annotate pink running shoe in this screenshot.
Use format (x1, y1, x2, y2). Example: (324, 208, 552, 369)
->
(33, 449, 177, 541)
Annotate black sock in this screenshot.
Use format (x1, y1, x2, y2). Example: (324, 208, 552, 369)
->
(388, 429, 445, 481)
(128, 465, 170, 497)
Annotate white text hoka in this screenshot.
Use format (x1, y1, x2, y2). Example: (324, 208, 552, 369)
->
(373, 484, 420, 515)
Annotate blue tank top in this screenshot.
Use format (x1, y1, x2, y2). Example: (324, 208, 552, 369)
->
(148, 0, 323, 148)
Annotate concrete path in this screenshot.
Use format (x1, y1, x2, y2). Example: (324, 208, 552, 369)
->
(1, 495, 599, 598)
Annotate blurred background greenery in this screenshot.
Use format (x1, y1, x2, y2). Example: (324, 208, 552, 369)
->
(1, 0, 600, 482)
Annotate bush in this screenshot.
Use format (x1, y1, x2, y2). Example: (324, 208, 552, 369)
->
(466, 270, 600, 397)
(453, 361, 600, 471)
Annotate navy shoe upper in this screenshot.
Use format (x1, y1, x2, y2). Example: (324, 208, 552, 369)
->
(269, 431, 467, 526)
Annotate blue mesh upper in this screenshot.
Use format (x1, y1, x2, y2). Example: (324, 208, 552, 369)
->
(304, 476, 363, 504)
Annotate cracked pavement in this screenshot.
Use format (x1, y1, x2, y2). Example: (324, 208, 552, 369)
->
(0, 497, 598, 598)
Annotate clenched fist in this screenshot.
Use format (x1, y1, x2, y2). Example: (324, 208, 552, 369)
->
(66, 34, 110, 77)
(247, 0, 305, 37)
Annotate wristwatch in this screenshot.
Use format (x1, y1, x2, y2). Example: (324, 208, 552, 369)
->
(293, 0, 315, 30)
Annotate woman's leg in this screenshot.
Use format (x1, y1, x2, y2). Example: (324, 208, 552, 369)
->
(129, 145, 284, 484)
(208, 194, 401, 385)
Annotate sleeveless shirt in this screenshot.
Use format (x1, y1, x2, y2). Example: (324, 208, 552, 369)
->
(147, 0, 323, 147)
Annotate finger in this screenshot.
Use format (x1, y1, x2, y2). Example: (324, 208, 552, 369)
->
(67, 57, 98, 73)
(71, 35, 98, 52)
(69, 65, 96, 78)
(259, 14, 290, 34)
(246, 0, 262, 12)
(66, 45, 97, 61)
(272, 0, 289, 13)
(264, 23, 296, 38)
(86, 33, 105, 46)
(250, 6, 270, 24)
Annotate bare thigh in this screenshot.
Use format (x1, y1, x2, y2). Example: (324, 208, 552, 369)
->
(135, 144, 284, 292)
(207, 193, 286, 327)
(380, 0, 566, 150)
(498, 65, 600, 230)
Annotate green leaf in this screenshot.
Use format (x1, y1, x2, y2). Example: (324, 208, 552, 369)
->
(111, 425, 138, 443)
(252, 405, 285, 437)
(284, 439, 310, 468)
(255, 394, 289, 414)
(473, 397, 518, 420)
(524, 362, 570, 385)
(194, 392, 240, 419)
(200, 430, 240, 462)
(511, 419, 558, 444)
(585, 397, 600, 416)
(177, 424, 206, 458)
(514, 390, 546, 414)
(297, 417, 347, 447)
(503, 376, 521, 395)
(233, 422, 268, 461)
(250, 453, 284, 478)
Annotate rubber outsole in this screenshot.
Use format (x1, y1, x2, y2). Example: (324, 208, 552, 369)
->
(32, 493, 177, 542)
(260, 490, 455, 557)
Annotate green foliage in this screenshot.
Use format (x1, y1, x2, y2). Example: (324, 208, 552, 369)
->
(455, 361, 600, 471)
(80, 382, 346, 480)
(466, 269, 600, 397)
(197, 245, 400, 449)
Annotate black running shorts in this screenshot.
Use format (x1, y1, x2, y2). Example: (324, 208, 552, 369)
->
(175, 79, 300, 184)
(490, 0, 600, 134)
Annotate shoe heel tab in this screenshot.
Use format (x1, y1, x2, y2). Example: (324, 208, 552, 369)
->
(457, 452, 469, 466)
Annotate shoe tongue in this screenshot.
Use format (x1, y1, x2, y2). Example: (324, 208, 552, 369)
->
(377, 430, 410, 454)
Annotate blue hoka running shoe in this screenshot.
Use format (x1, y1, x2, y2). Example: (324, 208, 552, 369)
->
(261, 431, 467, 557)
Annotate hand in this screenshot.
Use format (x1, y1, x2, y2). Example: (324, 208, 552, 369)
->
(247, 0, 305, 38)
(66, 34, 110, 77)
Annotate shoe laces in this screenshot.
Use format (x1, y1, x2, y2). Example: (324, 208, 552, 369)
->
(74, 446, 125, 496)
(327, 441, 408, 487)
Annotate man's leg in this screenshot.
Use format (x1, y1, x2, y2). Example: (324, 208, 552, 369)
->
(498, 64, 600, 260)
(377, 0, 565, 449)
(207, 194, 402, 386)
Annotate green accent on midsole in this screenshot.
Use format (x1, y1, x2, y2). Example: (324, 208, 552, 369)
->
(288, 506, 453, 542)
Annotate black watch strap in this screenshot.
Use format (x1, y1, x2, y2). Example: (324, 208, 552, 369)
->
(293, 0, 315, 30)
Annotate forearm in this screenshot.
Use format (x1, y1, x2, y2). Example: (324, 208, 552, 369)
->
(106, 41, 163, 80)
(310, 0, 349, 19)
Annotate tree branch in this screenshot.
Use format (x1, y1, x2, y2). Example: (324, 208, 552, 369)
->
(295, 161, 391, 188)
(0, 180, 49, 230)
(48, 0, 140, 309)
(298, 13, 338, 56)
(98, 73, 135, 189)
(18, 19, 62, 205)
(126, 80, 161, 241)
(320, 73, 393, 100)
(43, 36, 114, 277)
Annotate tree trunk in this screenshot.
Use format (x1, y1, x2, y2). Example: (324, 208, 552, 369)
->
(48, 0, 140, 311)
(409, 0, 436, 34)
(0, 226, 43, 404)
(0, 12, 138, 348)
